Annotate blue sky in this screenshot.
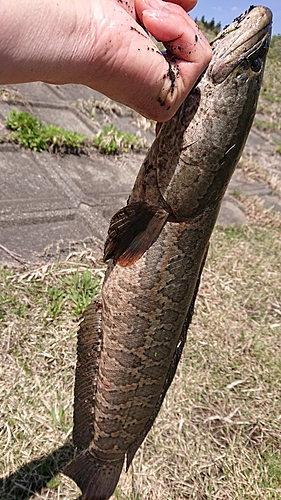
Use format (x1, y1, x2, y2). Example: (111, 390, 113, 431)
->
(191, 1, 280, 35)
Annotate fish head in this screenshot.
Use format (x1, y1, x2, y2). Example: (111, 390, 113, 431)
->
(209, 6, 272, 88)
(154, 6, 272, 221)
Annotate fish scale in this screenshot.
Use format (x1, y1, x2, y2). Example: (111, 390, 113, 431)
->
(64, 6, 272, 499)
(94, 219, 209, 457)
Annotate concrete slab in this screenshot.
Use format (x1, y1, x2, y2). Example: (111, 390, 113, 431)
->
(30, 104, 97, 136)
(217, 196, 247, 226)
(0, 217, 95, 263)
(0, 147, 75, 219)
(0, 81, 280, 265)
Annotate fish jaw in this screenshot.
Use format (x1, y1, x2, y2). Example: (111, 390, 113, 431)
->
(210, 6, 272, 84)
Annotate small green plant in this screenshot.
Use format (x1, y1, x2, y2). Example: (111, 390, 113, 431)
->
(5, 110, 47, 150)
(5, 110, 86, 153)
(93, 125, 144, 154)
(4, 110, 145, 155)
(47, 269, 100, 318)
(46, 475, 61, 489)
(232, 187, 242, 199)
(46, 285, 65, 318)
(50, 402, 66, 429)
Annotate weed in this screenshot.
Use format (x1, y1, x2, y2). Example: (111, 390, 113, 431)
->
(47, 269, 101, 319)
(46, 475, 61, 489)
(4, 110, 145, 156)
(50, 393, 68, 431)
(47, 285, 65, 318)
(5, 110, 87, 153)
(93, 125, 145, 154)
(232, 187, 243, 198)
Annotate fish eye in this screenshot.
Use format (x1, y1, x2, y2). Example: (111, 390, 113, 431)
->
(251, 57, 262, 73)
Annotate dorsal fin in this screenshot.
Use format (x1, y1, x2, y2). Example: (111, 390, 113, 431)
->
(104, 201, 168, 267)
(72, 299, 102, 448)
(126, 245, 209, 468)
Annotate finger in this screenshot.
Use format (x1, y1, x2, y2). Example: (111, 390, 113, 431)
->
(168, 0, 197, 10)
(85, 0, 211, 122)
(134, 0, 212, 117)
(141, 3, 210, 61)
(136, 0, 211, 63)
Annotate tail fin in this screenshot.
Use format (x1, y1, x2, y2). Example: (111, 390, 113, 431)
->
(104, 201, 168, 266)
(64, 451, 124, 500)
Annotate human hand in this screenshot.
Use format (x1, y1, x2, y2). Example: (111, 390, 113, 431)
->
(82, 0, 212, 121)
(0, 0, 211, 121)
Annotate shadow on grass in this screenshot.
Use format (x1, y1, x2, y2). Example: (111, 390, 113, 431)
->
(0, 442, 79, 500)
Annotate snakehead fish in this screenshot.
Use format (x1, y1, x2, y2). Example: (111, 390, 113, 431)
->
(64, 6, 272, 499)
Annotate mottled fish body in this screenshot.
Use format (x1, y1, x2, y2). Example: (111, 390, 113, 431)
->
(64, 7, 272, 499)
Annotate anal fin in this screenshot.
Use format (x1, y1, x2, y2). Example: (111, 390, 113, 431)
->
(72, 300, 102, 448)
(104, 201, 168, 267)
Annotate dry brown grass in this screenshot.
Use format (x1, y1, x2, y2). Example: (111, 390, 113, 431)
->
(117, 219, 281, 500)
(1, 215, 281, 500)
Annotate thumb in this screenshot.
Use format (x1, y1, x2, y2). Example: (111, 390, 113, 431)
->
(84, 0, 211, 122)
(134, 0, 212, 120)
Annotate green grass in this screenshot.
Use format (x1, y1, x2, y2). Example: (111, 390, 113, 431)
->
(256, 35, 281, 119)
(3, 110, 145, 155)
(46, 269, 100, 318)
(5, 110, 86, 153)
(1, 212, 280, 499)
(0, 263, 101, 323)
(260, 92, 281, 103)
(93, 124, 145, 154)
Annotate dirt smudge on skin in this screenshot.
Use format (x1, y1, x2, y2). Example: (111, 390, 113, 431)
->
(157, 97, 165, 107)
(130, 26, 147, 38)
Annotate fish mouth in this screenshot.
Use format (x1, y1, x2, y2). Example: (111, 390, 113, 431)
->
(209, 6, 272, 84)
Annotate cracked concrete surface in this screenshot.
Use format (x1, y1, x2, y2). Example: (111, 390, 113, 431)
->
(0, 82, 280, 264)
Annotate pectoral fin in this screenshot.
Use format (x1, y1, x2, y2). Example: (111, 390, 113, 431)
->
(104, 201, 168, 267)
